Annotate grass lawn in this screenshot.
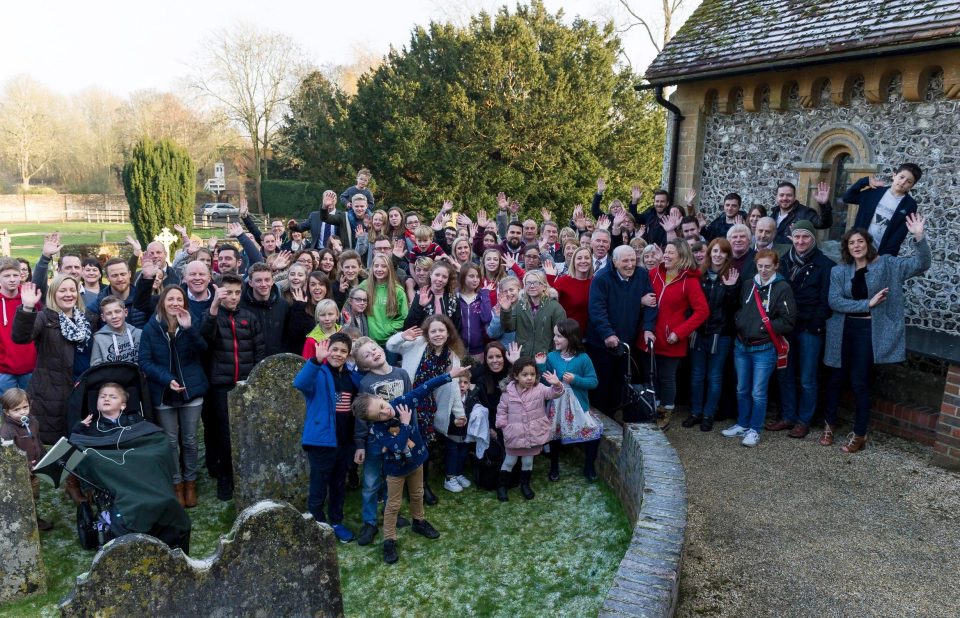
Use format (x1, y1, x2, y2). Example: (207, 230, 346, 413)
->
(1, 222, 230, 263)
(1, 448, 630, 617)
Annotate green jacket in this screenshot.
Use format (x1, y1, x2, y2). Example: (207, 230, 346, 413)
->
(502, 296, 567, 357)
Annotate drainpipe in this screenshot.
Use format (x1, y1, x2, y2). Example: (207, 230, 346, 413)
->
(654, 85, 684, 200)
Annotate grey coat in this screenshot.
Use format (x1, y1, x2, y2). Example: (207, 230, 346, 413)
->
(824, 237, 931, 367)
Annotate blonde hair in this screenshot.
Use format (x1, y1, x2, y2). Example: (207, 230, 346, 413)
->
(414, 225, 434, 242)
(520, 270, 553, 306)
(569, 246, 594, 280)
(46, 274, 81, 314)
(665, 239, 696, 273)
(351, 336, 379, 369)
(314, 299, 339, 321)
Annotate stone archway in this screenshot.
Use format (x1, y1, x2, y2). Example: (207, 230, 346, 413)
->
(793, 124, 877, 239)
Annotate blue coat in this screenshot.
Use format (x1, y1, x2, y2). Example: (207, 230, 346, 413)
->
(138, 317, 209, 405)
(293, 359, 357, 448)
(844, 177, 918, 256)
(586, 265, 657, 348)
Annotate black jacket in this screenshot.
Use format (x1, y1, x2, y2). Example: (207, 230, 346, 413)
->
(200, 306, 266, 385)
(734, 275, 796, 344)
(778, 247, 834, 334)
(774, 201, 832, 244)
(240, 284, 289, 357)
(704, 211, 747, 242)
(697, 270, 740, 337)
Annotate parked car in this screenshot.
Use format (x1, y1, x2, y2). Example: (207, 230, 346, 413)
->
(201, 203, 239, 218)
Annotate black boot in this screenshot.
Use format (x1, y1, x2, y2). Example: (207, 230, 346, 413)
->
(701, 417, 715, 432)
(583, 439, 599, 482)
(547, 440, 560, 481)
(422, 458, 439, 506)
(496, 471, 510, 502)
(519, 471, 535, 500)
(682, 414, 703, 428)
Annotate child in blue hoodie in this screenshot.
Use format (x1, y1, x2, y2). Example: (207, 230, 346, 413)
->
(293, 332, 360, 543)
(352, 364, 470, 564)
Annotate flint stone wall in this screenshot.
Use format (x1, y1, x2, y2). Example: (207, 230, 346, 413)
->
(0, 442, 46, 603)
(698, 72, 959, 336)
(596, 415, 687, 617)
(230, 354, 309, 512)
(59, 500, 344, 617)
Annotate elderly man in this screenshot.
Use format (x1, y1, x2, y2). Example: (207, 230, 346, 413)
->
(753, 217, 791, 255)
(586, 245, 657, 418)
(590, 228, 612, 272)
(766, 220, 835, 438)
(143, 241, 181, 286)
(726, 223, 756, 281)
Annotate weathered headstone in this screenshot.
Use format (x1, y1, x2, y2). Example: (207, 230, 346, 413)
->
(59, 500, 344, 617)
(0, 442, 46, 603)
(229, 353, 309, 511)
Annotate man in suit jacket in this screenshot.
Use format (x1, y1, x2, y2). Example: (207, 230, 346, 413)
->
(843, 163, 922, 256)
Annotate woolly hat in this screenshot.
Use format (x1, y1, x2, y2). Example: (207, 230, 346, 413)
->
(791, 220, 816, 238)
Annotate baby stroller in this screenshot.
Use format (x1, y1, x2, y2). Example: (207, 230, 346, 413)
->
(610, 342, 658, 424)
(36, 362, 191, 552)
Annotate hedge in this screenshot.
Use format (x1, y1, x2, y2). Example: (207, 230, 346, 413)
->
(261, 180, 325, 219)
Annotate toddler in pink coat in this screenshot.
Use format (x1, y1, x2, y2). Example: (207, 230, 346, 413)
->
(495, 358, 563, 502)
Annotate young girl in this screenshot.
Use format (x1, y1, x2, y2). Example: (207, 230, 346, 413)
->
(386, 207, 406, 242)
(283, 264, 315, 354)
(405, 257, 434, 306)
(496, 358, 564, 501)
(1, 388, 52, 530)
(333, 250, 364, 307)
(443, 372, 481, 493)
(303, 299, 342, 359)
(363, 254, 408, 346)
(404, 261, 461, 330)
(386, 315, 465, 505)
(535, 319, 600, 481)
(457, 264, 492, 359)
(341, 286, 370, 337)
(316, 249, 338, 282)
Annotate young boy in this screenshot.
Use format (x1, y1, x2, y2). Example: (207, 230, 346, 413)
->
(293, 333, 359, 544)
(0, 388, 52, 530)
(352, 337, 413, 546)
(90, 295, 142, 366)
(73, 382, 138, 433)
(352, 363, 470, 564)
(407, 225, 447, 265)
(201, 273, 266, 500)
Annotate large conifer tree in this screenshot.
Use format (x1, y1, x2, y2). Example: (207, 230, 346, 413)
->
(122, 138, 196, 247)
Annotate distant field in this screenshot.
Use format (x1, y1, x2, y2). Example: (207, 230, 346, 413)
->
(1, 222, 224, 262)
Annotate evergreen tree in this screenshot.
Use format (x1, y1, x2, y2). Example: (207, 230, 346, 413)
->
(121, 138, 196, 247)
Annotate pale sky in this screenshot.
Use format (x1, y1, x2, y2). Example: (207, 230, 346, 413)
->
(0, 0, 698, 96)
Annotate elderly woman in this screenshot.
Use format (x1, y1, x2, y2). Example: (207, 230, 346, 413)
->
(819, 214, 930, 453)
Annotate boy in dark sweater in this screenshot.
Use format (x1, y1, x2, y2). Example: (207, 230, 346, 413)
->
(293, 332, 359, 543)
(352, 364, 470, 564)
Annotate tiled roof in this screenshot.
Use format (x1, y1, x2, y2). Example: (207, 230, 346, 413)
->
(644, 0, 960, 84)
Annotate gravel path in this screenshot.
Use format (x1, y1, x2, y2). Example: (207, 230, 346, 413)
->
(667, 423, 960, 618)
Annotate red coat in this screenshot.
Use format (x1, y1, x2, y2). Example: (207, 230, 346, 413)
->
(641, 265, 709, 358)
(546, 274, 591, 335)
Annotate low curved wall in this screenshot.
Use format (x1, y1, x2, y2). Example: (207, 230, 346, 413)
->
(595, 414, 687, 617)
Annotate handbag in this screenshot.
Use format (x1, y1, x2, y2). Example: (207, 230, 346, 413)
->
(752, 288, 789, 369)
(546, 388, 603, 444)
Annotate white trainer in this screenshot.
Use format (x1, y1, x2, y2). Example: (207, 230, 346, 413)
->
(454, 475, 472, 488)
(721, 424, 748, 438)
(443, 477, 463, 492)
(741, 430, 760, 447)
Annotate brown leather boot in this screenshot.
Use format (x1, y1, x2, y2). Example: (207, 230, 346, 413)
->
(818, 423, 835, 446)
(655, 406, 672, 431)
(65, 474, 87, 504)
(841, 434, 866, 454)
(183, 481, 198, 508)
(174, 483, 186, 507)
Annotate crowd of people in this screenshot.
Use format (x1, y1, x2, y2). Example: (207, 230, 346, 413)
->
(0, 164, 931, 562)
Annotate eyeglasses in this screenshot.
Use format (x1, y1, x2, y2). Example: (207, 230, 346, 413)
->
(351, 297, 369, 304)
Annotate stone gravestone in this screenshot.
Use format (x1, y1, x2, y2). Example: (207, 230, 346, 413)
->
(59, 500, 344, 617)
(229, 353, 309, 512)
(0, 442, 46, 603)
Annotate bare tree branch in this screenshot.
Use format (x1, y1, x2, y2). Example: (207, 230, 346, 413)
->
(618, 0, 662, 53)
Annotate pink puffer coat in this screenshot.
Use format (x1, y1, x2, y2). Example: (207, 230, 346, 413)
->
(496, 381, 564, 456)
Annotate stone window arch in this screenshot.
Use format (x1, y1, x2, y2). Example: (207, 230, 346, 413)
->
(794, 124, 877, 239)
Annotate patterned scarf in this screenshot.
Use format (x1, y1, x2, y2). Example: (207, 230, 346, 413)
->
(413, 344, 450, 444)
(59, 310, 91, 353)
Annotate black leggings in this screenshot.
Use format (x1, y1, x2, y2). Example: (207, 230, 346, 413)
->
(655, 355, 683, 407)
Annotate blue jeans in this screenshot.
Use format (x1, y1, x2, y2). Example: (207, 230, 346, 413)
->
(155, 398, 203, 484)
(733, 340, 777, 432)
(444, 436, 468, 477)
(777, 331, 823, 425)
(361, 445, 384, 526)
(689, 335, 732, 418)
(0, 372, 31, 395)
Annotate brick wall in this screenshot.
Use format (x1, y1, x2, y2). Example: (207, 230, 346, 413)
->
(933, 364, 960, 470)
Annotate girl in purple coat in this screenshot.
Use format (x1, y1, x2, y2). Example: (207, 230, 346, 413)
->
(457, 264, 492, 359)
(495, 358, 563, 502)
